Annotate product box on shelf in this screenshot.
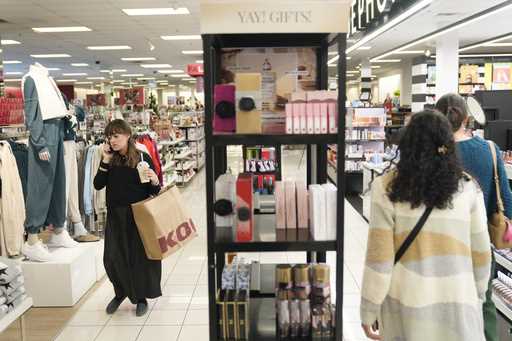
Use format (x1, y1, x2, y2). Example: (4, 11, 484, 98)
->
(235, 290, 249, 340)
(296, 181, 309, 232)
(275, 181, 286, 230)
(226, 290, 237, 339)
(285, 181, 297, 229)
(322, 183, 337, 240)
(309, 185, 327, 241)
(285, 103, 293, 134)
(236, 173, 254, 242)
(235, 73, 262, 134)
(214, 84, 236, 133)
(217, 289, 228, 340)
(215, 174, 237, 228)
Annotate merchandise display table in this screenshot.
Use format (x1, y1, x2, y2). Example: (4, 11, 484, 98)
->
(0, 297, 33, 334)
(21, 243, 102, 307)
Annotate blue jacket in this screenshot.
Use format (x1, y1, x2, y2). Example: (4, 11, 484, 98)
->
(456, 136, 512, 219)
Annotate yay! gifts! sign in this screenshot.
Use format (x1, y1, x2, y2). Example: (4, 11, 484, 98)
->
(132, 186, 198, 260)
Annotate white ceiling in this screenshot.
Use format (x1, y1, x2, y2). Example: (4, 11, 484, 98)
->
(337, 0, 512, 77)
(0, 0, 203, 88)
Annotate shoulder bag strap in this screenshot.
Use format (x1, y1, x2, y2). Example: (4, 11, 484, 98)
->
(487, 140, 505, 212)
(394, 206, 434, 264)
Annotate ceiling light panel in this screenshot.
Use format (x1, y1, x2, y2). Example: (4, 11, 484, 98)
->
(161, 35, 201, 40)
(140, 64, 172, 68)
(33, 26, 91, 33)
(394, 50, 424, 54)
(1, 40, 21, 45)
(121, 57, 156, 61)
(75, 81, 93, 85)
(56, 79, 77, 82)
(122, 74, 144, 77)
(372, 59, 402, 63)
(31, 54, 71, 58)
(63, 73, 87, 76)
(87, 77, 105, 80)
(357, 46, 372, 50)
(122, 8, 190, 16)
(87, 46, 132, 50)
(171, 74, 188, 78)
(182, 50, 203, 55)
(71, 63, 89, 67)
(3, 60, 22, 64)
(138, 77, 156, 80)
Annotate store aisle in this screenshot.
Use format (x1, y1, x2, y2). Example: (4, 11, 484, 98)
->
(54, 151, 370, 341)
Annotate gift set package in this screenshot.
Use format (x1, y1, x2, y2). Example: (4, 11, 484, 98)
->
(218, 258, 252, 340)
(276, 264, 335, 339)
(286, 91, 338, 135)
(309, 184, 337, 241)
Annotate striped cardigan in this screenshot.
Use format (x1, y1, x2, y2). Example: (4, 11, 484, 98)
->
(361, 173, 492, 341)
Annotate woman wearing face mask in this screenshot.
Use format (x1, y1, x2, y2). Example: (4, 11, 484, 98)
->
(436, 93, 512, 341)
(94, 119, 161, 317)
(361, 111, 491, 341)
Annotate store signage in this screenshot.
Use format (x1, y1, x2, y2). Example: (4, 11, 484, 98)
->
(187, 63, 204, 77)
(350, 0, 416, 36)
(158, 219, 197, 254)
(119, 87, 144, 105)
(200, 1, 350, 34)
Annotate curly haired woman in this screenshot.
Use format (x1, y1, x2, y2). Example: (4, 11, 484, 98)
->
(360, 111, 492, 341)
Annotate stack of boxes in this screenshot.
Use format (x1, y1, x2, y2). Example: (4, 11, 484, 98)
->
(286, 91, 338, 135)
(276, 264, 335, 339)
(0, 258, 27, 319)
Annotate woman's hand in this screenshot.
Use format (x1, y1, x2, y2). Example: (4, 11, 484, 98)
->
(146, 168, 159, 186)
(362, 323, 381, 340)
(102, 143, 113, 163)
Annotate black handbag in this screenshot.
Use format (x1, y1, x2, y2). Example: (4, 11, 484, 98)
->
(394, 206, 434, 264)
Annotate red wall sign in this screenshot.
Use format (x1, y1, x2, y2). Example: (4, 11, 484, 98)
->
(187, 64, 204, 77)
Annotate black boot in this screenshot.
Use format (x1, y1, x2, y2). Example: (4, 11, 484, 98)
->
(136, 299, 148, 317)
(106, 296, 125, 314)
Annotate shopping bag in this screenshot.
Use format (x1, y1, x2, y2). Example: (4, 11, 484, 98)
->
(132, 186, 198, 260)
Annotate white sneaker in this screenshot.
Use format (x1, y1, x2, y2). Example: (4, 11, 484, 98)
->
(22, 241, 56, 262)
(72, 222, 88, 237)
(47, 230, 79, 248)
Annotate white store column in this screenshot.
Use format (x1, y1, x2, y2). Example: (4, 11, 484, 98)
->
(435, 33, 459, 99)
(360, 59, 372, 103)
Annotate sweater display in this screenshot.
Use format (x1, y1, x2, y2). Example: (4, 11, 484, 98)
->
(0, 142, 25, 257)
(361, 174, 491, 341)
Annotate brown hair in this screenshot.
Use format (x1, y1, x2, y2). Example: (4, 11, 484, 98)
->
(435, 93, 469, 132)
(104, 119, 140, 168)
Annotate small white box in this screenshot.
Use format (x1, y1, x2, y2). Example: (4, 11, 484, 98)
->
(21, 243, 97, 307)
(308, 185, 326, 241)
(322, 183, 337, 240)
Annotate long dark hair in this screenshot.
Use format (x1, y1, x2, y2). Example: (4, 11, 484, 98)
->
(387, 110, 463, 209)
(104, 119, 140, 168)
(435, 93, 469, 132)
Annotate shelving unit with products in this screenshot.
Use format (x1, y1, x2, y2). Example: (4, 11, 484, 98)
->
(203, 32, 346, 341)
(493, 249, 512, 338)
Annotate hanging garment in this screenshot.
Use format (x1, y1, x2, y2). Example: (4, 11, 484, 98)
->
(77, 142, 86, 216)
(92, 146, 107, 221)
(83, 146, 95, 216)
(22, 65, 68, 120)
(63, 140, 83, 224)
(23, 76, 67, 234)
(8, 140, 28, 200)
(0, 142, 25, 256)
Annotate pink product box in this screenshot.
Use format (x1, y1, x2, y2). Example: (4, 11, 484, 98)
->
(313, 103, 322, 134)
(319, 103, 328, 134)
(306, 103, 315, 134)
(296, 181, 309, 229)
(291, 92, 308, 102)
(299, 103, 307, 134)
(275, 181, 286, 229)
(285, 103, 293, 134)
(328, 102, 338, 134)
(292, 103, 303, 134)
(285, 181, 297, 229)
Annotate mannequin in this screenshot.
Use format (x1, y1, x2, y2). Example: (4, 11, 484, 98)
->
(21, 63, 78, 262)
(62, 98, 99, 242)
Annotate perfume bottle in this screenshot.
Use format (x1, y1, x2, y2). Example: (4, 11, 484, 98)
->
(263, 58, 272, 72)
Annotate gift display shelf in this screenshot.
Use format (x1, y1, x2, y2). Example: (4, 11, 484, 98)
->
(493, 294, 512, 322)
(495, 251, 512, 273)
(204, 32, 347, 341)
(0, 297, 33, 333)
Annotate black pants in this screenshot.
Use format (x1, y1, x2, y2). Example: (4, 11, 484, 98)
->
(104, 206, 162, 304)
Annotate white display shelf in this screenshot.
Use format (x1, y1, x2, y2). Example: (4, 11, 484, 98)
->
(495, 251, 512, 273)
(174, 150, 193, 160)
(159, 137, 185, 146)
(493, 293, 512, 322)
(0, 297, 33, 333)
(176, 161, 195, 171)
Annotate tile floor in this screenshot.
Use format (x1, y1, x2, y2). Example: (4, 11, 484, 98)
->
(52, 148, 370, 341)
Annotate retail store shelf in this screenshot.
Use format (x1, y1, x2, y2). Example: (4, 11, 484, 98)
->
(346, 139, 385, 143)
(493, 294, 512, 322)
(159, 137, 185, 146)
(174, 150, 193, 160)
(215, 214, 336, 252)
(176, 161, 195, 171)
(177, 123, 204, 129)
(185, 136, 205, 142)
(0, 297, 33, 333)
(495, 251, 512, 273)
(211, 133, 338, 146)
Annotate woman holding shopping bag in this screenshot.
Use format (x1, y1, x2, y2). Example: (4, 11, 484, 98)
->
(94, 119, 162, 317)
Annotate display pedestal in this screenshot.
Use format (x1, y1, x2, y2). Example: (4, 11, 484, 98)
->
(21, 243, 99, 307)
(0, 297, 33, 333)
